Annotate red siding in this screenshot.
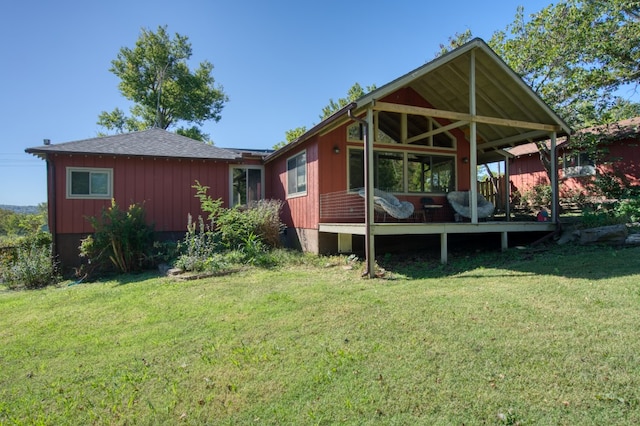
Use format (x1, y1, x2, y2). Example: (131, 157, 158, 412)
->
(509, 138, 640, 198)
(51, 154, 232, 234)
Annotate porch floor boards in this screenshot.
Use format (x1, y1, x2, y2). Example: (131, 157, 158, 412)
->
(318, 221, 557, 236)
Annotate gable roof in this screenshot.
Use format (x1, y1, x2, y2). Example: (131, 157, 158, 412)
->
(267, 38, 571, 164)
(25, 127, 241, 161)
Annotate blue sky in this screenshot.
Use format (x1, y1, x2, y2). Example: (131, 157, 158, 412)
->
(0, 0, 552, 206)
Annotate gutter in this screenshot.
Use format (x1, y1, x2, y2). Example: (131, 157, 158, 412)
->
(347, 106, 375, 278)
(45, 154, 57, 265)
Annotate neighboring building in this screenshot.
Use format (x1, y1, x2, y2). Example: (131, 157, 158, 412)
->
(508, 117, 640, 201)
(27, 38, 572, 272)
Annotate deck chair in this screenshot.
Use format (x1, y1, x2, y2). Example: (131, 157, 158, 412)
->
(358, 188, 414, 220)
(447, 191, 494, 220)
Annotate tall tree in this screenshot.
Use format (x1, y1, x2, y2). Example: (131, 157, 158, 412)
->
(439, 1, 640, 180)
(489, 0, 639, 127)
(320, 82, 377, 120)
(273, 126, 307, 150)
(439, 1, 640, 128)
(276, 82, 376, 149)
(98, 26, 228, 141)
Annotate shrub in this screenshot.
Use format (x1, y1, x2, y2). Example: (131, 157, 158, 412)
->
(1, 232, 59, 290)
(79, 200, 154, 274)
(614, 197, 640, 223)
(589, 171, 626, 200)
(174, 183, 286, 273)
(521, 184, 552, 207)
(175, 215, 221, 272)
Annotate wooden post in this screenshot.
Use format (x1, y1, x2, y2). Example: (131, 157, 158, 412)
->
(365, 108, 376, 277)
(440, 233, 448, 264)
(469, 49, 478, 224)
(550, 132, 558, 223)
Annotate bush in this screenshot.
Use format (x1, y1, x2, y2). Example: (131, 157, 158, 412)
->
(79, 200, 154, 274)
(589, 171, 626, 200)
(615, 197, 640, 223)
(1, 232, 59, 290)
(175, 215, 221, 272)
(174, 183, 286, 273)
(521, 184, 552, 207)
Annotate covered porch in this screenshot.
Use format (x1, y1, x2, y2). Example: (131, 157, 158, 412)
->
(319, 39, 572, 276)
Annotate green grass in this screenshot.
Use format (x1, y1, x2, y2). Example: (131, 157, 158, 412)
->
(2, 244, 640, 425)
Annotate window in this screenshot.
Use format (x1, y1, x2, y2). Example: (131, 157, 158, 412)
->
(563, 152, 595, 178)
(287, 151, 307, 197)
(67, 167, 112, 199)
(347, 112, 455, 148)
(347, 122, 364, 142)
(407, 154, 455, 193)
(231, 167, 264, 207)
(348, 148, 454, 194)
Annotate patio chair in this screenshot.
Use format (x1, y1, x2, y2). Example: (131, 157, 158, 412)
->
(447, 191, 495, 220)
(358, 188, 414, 220)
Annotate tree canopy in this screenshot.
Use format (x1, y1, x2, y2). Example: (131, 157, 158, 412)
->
(98, 26, 228, 141)
(275, 82, 376, 149)
(439, 0, 640, 129)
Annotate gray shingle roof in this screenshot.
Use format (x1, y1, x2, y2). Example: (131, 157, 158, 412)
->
(25, 128, 241, 160)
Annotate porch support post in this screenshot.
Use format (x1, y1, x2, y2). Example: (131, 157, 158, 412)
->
(504, 156, 511, 221)
(501, 231, 508, 252)
(550, 131, 558, 222)
(469, 48, 478, 224)
(365, 108, 376, 277)
(440, 232, 448, 264)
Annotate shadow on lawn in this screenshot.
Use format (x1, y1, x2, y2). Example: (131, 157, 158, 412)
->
(377, 236, 640, 281)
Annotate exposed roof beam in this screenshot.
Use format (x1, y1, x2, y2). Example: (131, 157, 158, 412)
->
(478, 129, 550, 151)
(406, 120, 468, 144)
(374, 102, 563, 132)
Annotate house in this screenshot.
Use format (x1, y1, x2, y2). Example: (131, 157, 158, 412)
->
(508, 117, 640, 203)
(25, 128, 268, 268)
(264, 38, 571, 274)
(27, 38, 572, 275)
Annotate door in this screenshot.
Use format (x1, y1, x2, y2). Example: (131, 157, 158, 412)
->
(230, 166, 264, 207)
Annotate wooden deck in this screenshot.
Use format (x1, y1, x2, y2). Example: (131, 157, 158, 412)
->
(318, 220, 557, 263)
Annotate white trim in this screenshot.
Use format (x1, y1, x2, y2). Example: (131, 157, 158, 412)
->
(229, 165, 265, 207)
(66, 167, 113, 199)
(286, 150, 308, 198)
(347, 146, 456, 195)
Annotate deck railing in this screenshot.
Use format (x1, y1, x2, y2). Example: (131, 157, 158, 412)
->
(319, 190, 365, 222)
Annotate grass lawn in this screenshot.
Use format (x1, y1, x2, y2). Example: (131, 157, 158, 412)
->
(1, 243, 640, 425)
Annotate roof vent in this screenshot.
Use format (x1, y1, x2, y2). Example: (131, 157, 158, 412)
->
(43, 139, 50, 145)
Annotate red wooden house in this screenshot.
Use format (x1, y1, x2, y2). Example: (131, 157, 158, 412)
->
(508, 117, 640, 202)
(28, 39, 573, 274)
(264, 38, 572, 274)
(26, 128, 268, 268)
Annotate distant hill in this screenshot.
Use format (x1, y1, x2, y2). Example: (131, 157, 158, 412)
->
(0, 205, 40, 214)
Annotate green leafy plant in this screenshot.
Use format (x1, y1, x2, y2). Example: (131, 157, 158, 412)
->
(175, 183, 286, 273)
(0, 232, 59, 289)
(615, 197, 640, 223)
(175, 214, 220, 272)
(79, 200, 154, 274)
(521, 184, 552, 207)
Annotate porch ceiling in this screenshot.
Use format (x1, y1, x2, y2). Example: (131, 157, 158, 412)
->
(356, 39, 572, 164)
(266, 38, 572, 165)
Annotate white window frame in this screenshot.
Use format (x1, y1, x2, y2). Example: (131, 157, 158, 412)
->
(563, 152, 596, 178)
(66, 167, 113, 199)
(229, 166, 265, 207)
(347, 147, 456, 194)
(286, 150, 307, 198)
